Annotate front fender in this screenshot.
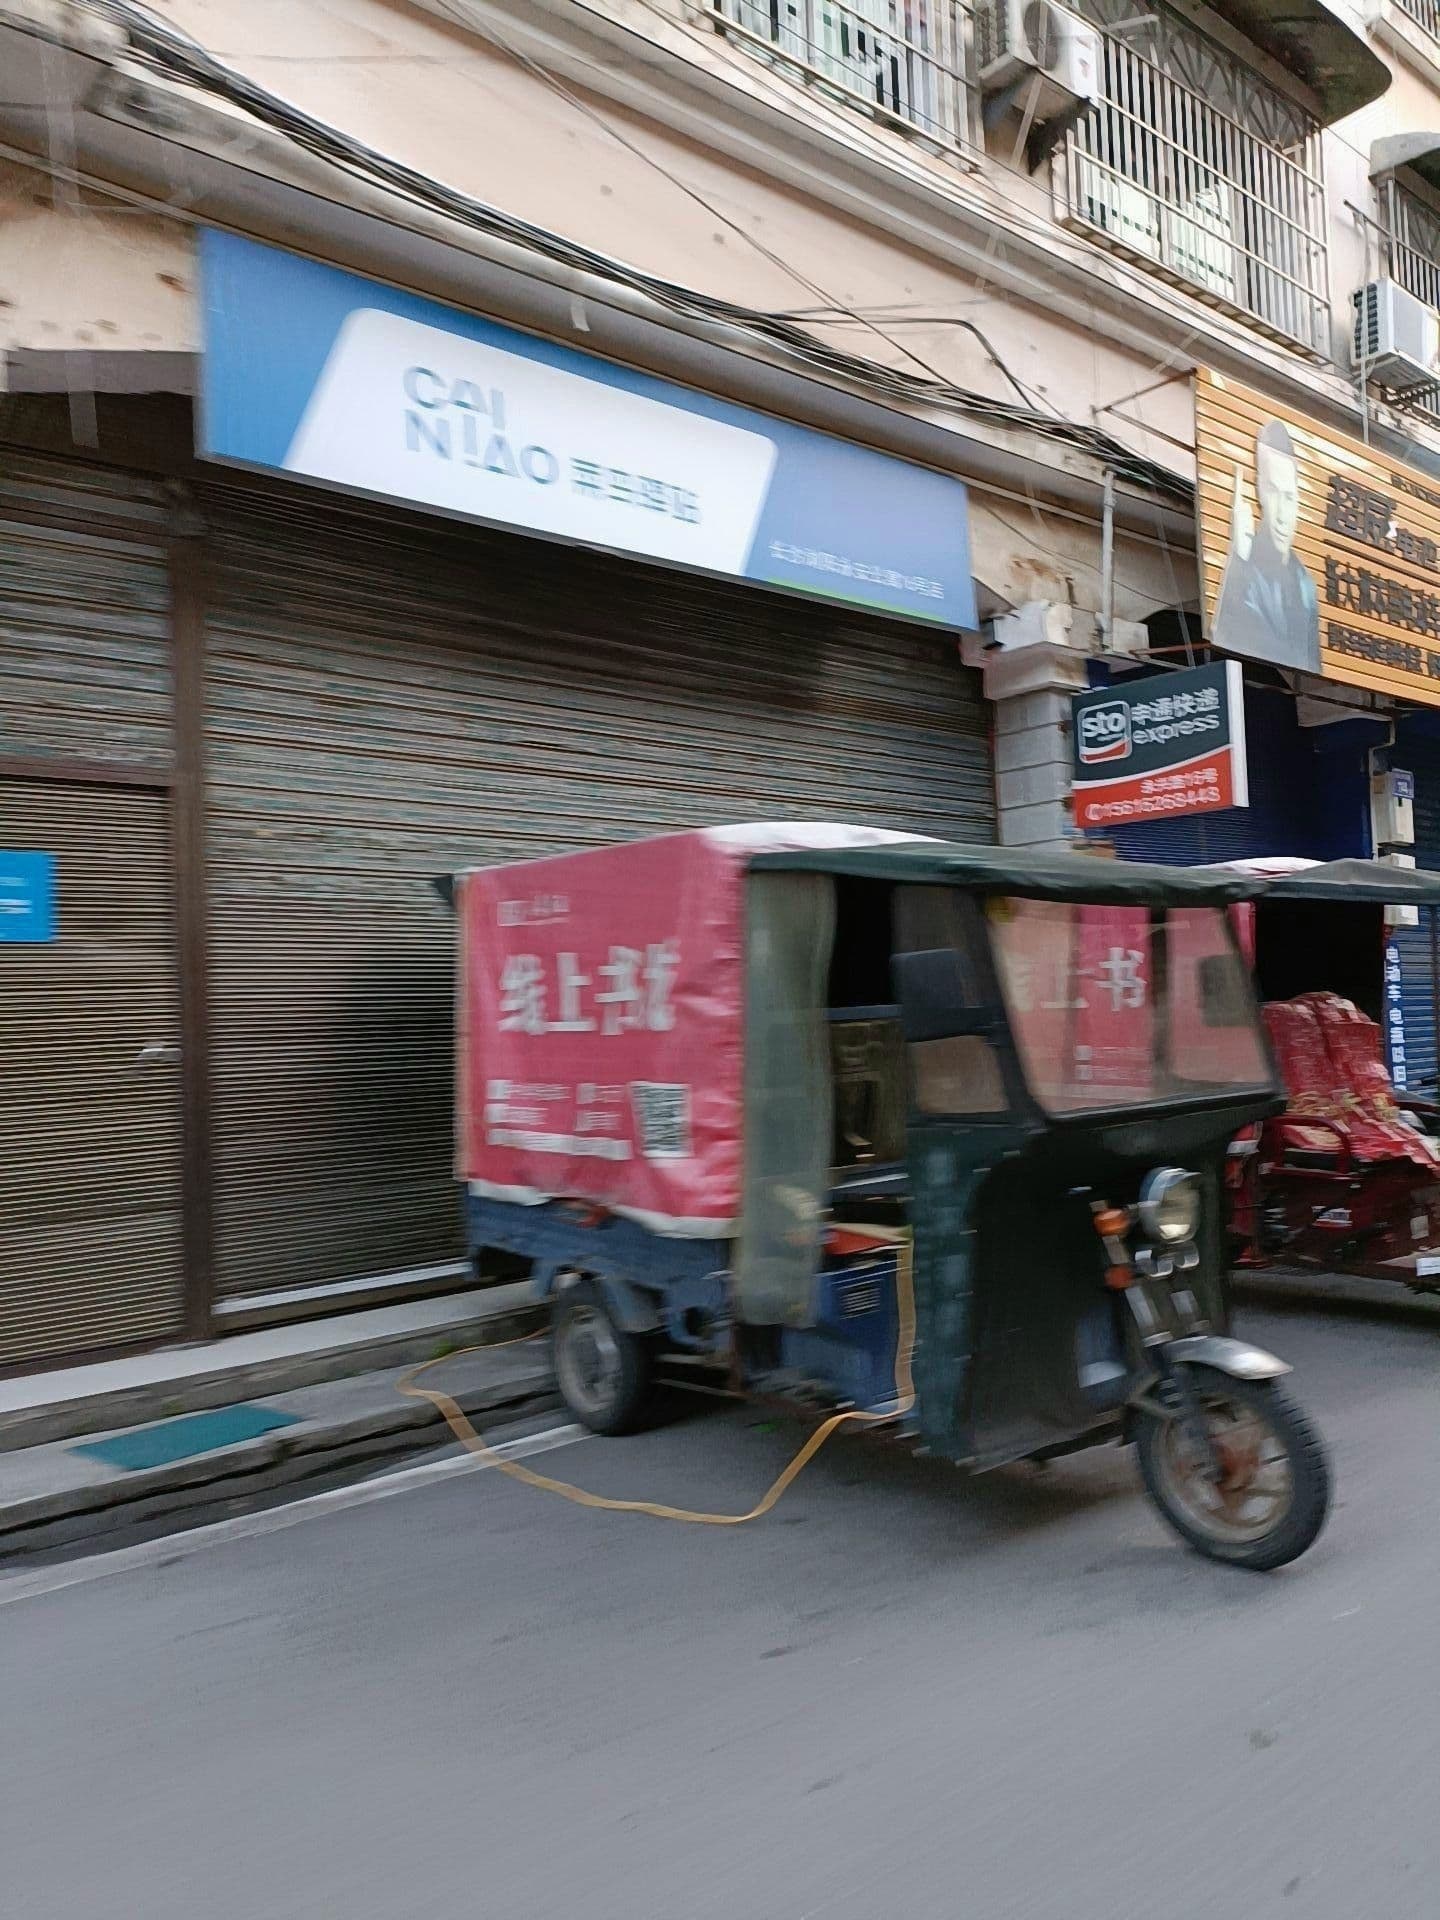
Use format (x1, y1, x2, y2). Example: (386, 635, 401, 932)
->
(1166, 1334, 1291, 1381)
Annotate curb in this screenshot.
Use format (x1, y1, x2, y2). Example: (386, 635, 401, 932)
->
(0, 1365, 559, 1559)
(0, 1295, 546, 1453)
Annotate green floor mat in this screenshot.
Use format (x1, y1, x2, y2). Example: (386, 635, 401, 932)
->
(71, 1404, 304, 1473)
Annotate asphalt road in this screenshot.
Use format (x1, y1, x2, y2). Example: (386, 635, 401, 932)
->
(3, 1301, 1437, 1920)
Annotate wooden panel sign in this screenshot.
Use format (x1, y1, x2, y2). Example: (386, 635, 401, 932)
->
(1196, 366, 1440, 707)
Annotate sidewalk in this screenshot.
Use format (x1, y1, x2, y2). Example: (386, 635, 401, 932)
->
(5, 1266, 1430, 1562)
(0, 1285, 554, 1558)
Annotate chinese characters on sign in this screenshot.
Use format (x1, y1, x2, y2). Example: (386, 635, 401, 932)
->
(1385, 940, 1407, 1089)
(766, 541, 945, 599)
(200, 231, 978, 631)
(1070, 662, 1247, 828)
(498, 943, 680, 1036)
(990, 901, 1157, 1100)
(1197, 368, 1440, 707)
(571, 460, 700, 523)
(1000, 944, 1147, 1021)
(458, 833, 747, 1227)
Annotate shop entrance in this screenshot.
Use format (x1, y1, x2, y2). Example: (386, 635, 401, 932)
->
(0, 777, 185, 1367)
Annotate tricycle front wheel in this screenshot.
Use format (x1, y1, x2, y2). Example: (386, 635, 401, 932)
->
(1136, 1365, 1331, 1570)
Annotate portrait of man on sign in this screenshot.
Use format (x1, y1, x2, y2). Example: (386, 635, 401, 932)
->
(1212, 419, 1321, 674)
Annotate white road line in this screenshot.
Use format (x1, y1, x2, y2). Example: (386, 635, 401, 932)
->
(0, 1423, 587, 1609)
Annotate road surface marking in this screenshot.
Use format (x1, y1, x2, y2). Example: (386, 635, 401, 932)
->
(0, 1422, 586, 1608)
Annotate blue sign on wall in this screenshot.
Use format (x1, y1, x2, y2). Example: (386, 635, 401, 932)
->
(0, 851, 57, 943)
(197, 230, 976, 630)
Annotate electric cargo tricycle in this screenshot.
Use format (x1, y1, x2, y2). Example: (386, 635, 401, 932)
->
(445, 825, 1377, 1571)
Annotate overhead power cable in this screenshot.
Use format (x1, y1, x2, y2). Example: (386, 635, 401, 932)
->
(82, 0, 1192, 500)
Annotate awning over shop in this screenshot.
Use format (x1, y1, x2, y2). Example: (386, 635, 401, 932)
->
(1212, 0, 1390, 120)
(1370, 133, 1440, 195)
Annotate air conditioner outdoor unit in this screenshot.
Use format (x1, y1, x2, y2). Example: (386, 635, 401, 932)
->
(1352, 279, 1440, 395)
(979, 0, 1102, 120)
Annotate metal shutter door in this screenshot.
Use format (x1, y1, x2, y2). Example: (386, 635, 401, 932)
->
(201, 483, 992, 1304)
(1388, 742, 1440, 1095)
(0, 780, 184, 1364)
(1098, 685, 1370, 867)
(0, 454, 182, 1364)
(1101, 687, 1330, 864)
(0, 454, 173, 775)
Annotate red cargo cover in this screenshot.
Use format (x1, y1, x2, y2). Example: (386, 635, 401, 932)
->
(456, 824, 920, 1236)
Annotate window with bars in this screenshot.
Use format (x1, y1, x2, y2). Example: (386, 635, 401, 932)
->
(708, 0, 972, 156)
(1396, 0, 1440, 44)
(1058, 0, 1328, 353)
(1382, 177, 1440, 419)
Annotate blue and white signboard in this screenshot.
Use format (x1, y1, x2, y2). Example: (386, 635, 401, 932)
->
(0, 851, 56, 943)
(198, 231, 976, 629)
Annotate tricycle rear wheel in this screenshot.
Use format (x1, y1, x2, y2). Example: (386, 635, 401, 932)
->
(1136, 1364, 1330, 1570)
(553, 1279, 656, 1436)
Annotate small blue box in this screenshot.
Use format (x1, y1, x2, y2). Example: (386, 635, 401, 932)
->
(0, 851, 57, 943)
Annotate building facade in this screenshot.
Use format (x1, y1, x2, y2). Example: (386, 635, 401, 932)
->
(1, 0, 1439, 1364)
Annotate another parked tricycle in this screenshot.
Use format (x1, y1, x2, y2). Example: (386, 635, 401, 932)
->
(444, 826, 1409, 1570)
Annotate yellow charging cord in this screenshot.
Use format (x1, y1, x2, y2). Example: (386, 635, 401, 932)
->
(397, 1232, 916, 1526)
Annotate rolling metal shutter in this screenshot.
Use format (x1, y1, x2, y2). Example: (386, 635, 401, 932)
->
(0, 781, 184, 1364)
(0, 456, 184, 1364)
(1105, 691, 1351, 864)
(1387, 742, 1440, 1096)
(0, 454, 174, 776)
(1100, 686, 1359, 865)
(200, 480, 993, 1305)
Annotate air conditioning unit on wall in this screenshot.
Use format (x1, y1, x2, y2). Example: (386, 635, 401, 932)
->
(979, 0, 1103, 120)
(1353, 280, 1440, 395)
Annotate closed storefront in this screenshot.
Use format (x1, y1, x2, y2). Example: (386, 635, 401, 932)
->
(0, 231, 997, 1365)
(199, 480, 993, 1313)
(0, 458, 187, 1366)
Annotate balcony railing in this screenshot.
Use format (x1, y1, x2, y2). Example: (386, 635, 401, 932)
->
(1061, 33, 1328, 354)
(709, 0, 971, 158)
(1384, 178, 1440, 418)
(1397, 0, 1440, 42)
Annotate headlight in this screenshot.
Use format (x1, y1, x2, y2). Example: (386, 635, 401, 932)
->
(1138, 1166, 1201, 1245)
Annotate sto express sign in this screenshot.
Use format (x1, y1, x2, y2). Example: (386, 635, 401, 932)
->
(1071, 661, 1248, 829)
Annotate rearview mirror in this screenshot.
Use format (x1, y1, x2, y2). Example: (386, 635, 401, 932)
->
(892, 948, 995, 1043)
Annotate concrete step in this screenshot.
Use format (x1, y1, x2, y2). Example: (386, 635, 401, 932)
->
(0, 1283, 544, 1452)
(0, 1334, 559, 1560)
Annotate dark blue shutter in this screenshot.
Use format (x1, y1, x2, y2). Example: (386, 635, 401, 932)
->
(1386, 919, 1436, 1095)
(1387, 732, 1440, 1095)
(1095, 686, 1370, 866)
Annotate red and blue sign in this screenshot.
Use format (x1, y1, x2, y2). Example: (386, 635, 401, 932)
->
(1071, 661, 1248, 829)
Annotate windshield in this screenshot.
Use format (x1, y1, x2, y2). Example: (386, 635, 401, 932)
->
(986, 897, 1271, 1115)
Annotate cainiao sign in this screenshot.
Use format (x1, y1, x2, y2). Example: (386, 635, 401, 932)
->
(197, 232, 976, 628)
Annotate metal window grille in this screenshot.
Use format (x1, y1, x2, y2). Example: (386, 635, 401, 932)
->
(1397, 0, 1440, 43)
(709, 0, 972, 157)
(1058, 0, 1327, 352)
(1382, 177, 1440, 420)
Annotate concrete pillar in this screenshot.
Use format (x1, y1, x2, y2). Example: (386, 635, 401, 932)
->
(962, 600, 1147, 849)
(994, 684, 1082, 848)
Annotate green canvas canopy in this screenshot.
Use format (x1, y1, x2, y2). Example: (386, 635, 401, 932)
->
(750, 843, 1440, 908)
